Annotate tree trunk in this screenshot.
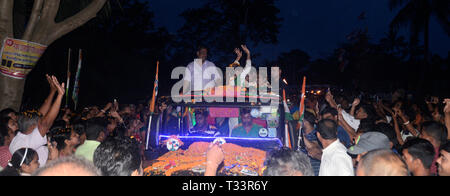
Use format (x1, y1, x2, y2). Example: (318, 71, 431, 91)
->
(0, 74, 25, 111)
(0, 0, 107, 111)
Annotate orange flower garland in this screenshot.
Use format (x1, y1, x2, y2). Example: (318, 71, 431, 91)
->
(144, 142, 267, 176)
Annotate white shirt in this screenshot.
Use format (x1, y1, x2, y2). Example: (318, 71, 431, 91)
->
(184, 59, 222, 91)
(9, 127, 48, 167)
(319, 139, 354, 176)
(341, 110, 360, 131)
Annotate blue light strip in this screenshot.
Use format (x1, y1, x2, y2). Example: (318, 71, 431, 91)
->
(159, 135, 283, 147)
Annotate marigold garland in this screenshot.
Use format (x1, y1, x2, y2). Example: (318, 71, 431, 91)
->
(144, 142, 267, 176)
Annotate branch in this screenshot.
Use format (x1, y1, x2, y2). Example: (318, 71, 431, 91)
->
(22, 0, 45, 40)
(48, 0, 107, 44)
(0, 0, 14, 39)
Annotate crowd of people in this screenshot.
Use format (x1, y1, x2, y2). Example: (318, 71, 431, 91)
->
(205, 89, 450, 176)
(0, 45, 449, 176)
(0, 75, 147, 176)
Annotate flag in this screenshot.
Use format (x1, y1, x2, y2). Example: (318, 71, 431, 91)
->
(72, 49, 82, 111)
(149, 61, 159, 114)
(297, 77, 306, 130)
(283, 89, 293, 121)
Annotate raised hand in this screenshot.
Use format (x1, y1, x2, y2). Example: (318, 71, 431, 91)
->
(234, 48, 242, 60)
(241, 45, 250, 55)
(444, 99, 450, 114)
(46, 74, 57, 93)
(352, 98, 361, 107)
(51, 76, 65, 96)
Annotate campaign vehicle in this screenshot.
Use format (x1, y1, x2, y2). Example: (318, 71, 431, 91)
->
(144, 87, 295, 176)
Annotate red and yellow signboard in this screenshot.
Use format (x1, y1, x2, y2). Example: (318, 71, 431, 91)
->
(0, 38, 47, 79)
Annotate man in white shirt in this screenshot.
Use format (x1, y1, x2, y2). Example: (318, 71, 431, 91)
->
(9, 75, 65, 167)
(317, 119, 354, 176)
(183, 46, 222, 94)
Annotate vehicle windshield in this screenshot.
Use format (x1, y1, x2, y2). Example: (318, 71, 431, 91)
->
(160, 105, 281, 139)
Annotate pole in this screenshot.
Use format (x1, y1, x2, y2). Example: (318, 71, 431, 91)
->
(65, 48, 71, 108)
(145, 115, 153, 150)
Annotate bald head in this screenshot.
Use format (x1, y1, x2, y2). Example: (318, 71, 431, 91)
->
(33, 156, 101, 176)
(357, 149, 409, 176)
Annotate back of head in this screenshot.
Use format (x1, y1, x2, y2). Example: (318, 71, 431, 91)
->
(422, 121, 448, 146)
(0, 148, 37, 176)
(0, 108, 16, 119)
(317, 119, 337, 140)
(402, 138, 435, 169)
(303, 111, 317, 126)
(264, 148, 314, 176)
(49, 121, 72, 151)
(93, 137, 142, 176)
(357, 118, 375, 133)
(33, 156, 101, 176)
(84, 119, 105, 140)
(357, 149, 409, 176)
(320, 107, 338, 117)
(18, 111, 41, 133)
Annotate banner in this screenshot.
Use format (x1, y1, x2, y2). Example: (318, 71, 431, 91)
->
(0, 38, 47, 79)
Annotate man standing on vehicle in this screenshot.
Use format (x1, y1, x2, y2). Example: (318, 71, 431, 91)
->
(183, 46, 222, 95)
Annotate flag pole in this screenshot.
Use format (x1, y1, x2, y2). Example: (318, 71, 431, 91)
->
(146, 61, 159, 150)
(297, 76, 306, 150)
(65, 48, 71, 108)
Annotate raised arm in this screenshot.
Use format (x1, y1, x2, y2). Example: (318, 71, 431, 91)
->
(230, 48, 242, 67)
(39, 74, 57, 116)
(350, 98, 360, 117)
(395, 107, 419, 137)
(239, 45, 252, 87)
(325, 90, 338, 110)
(38, 76, 65, 137)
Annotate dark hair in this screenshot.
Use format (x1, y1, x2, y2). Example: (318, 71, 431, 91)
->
(0, 117, 10, 146)
(303, 111, 317, 126)
(264, 147, 314, 176)
(0, 108, 16, 119)
(0, 148, 37, 176)
(93, 137, 142, 176)
(48, 120, 72, 151)
(320, 107, 338, 117)
(32, 156, 101, 176)
(357, 118, 375, 133)
(73, 121, 86, 136)
(317, 119, 338, 140)
(422, 121, 448, 145)
(85, 119, 105, 140)
(440, 140, 450, 153)
(357, 104, 376, 120)
(240, 108, 251, 115)
(197, 45, 208, 52)
(373, 123, 399, 150)
(402, 138, 436, 169)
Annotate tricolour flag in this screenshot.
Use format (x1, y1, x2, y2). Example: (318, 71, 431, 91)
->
(149, 61, 159, 114)
(297, 77, 306, 130)
(72, 49, 82, 111)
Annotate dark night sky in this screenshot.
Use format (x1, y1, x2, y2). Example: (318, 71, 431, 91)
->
(148, 0, 449, 66)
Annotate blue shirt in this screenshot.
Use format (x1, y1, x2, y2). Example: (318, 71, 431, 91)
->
(337, 126, 352, 148)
